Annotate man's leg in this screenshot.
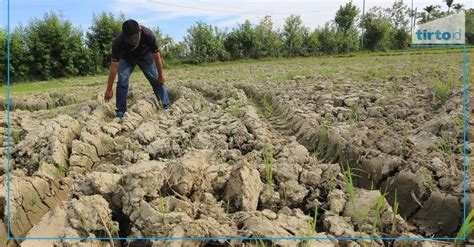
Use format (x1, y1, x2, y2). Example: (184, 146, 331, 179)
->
(137, 60, 171, 108)
(116, 59, 135, 117)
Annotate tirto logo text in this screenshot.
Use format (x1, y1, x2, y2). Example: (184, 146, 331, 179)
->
(415, 29, 463, 41)
(412, 12, 465, 44)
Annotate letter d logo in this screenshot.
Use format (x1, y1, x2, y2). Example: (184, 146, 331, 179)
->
(453, 29, 462, 40)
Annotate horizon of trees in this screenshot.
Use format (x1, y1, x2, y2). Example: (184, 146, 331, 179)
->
(0, 0, 473, 84)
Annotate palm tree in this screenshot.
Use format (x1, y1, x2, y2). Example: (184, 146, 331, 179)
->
(423, 5, 437, 19)
(452, 3, 464, 13)
(444, 0, 454, 14)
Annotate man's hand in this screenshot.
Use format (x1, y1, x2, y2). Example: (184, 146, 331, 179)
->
(104, 89, 113, 102)
(105, 61, 118, 103)
(158, 74, 166, 85)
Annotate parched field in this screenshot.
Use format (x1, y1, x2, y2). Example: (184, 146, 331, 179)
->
(0, 49, 472, 246)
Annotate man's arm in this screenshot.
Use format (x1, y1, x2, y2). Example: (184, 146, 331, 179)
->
(104, 61, 119, 102)
(153, 52, 166, 84)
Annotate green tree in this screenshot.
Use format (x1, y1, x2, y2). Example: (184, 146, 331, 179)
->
(0, 26, 31, 83)
(334, 1, 360, 52)
(419, 5, 444, 24)
(255, 16, 282, 57)
(167, 41, 187, 62)
(86, 12, 124, 72)
(335, 1, 359, 33)
(152, 27, 178, 64)
(361, 11, 393, 51)
(224, 20, 259, 60)
(452, 3, 465, 12)
(185, 21, 229, 64)
(282, 15, 306, 57)
(467, 9, 474, 44)
(444, 0, 454, 14)
(302, 29, 320, 56)
(0, 30, 7, 83)
(26, 12, 87, 80)
(386, 0, 411, 49)
(316, 23, 340, 54)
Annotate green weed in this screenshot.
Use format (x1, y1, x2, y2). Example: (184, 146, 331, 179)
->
(342, 165, 356, 213)
(312, 204, 318, 233)
(78, 211, 90, 233)
(229, 100, 241, 118)
(262, 148, 274, 187)
(57, 161, 67, 174)
(371, 193, 387, 235)
(38, 161, 44, 173)
(254, 233, 267, 247)
(262, 95, 274, 118)
(11, 130, 23, 144)
(348, 104, 362, 129)
(303, 204, 319, 246)
(328, 82, 334, 99)
(225, 200, 231, 214)
(454, 115, 464, 131)
(432, 73, 458, 110)
(436, 131, 455, 166)
(30, 193, 38, 207)
(159, 193, 166, 216)
(455, 209, 474, 246)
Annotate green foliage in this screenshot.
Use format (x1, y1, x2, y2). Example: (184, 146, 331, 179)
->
(255, 16, 282, 58)
(57, 162, 67, 174)
(387, 0, 411, 49)
(10, 129, 23, 144)
(444, 0, 454, 14)
(282, 15, 306, 57)
(0, 26, 31, 83)
(262, 95, 274, 117)
(361, 11, 394, 51)
(26, 12, 88, 80)
(316, 24, 340, 54)
(224, 20, 259, 60)
(455, 209, 474, 246)
(334, 1, 360, 52)
(302, 29, 320, 56)
(418, 5, 444, 24)
(262, 148, 274, 186)
(342, 165, 356, 212)
(335, 2, 359, 33)
(467, 9, 474, 44)
(153, 27, 186, 64)
(185, 21, 229, 64)
(371, 193, 386, 234)
(86, 12, 124, 72)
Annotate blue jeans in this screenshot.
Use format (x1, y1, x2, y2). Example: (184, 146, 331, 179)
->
(116, 58, 171, 118)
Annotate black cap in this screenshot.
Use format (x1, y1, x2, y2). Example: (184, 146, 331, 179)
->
(122, 19, 140, 43)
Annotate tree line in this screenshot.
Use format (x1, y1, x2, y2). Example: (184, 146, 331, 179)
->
(1, 0, 472, 83)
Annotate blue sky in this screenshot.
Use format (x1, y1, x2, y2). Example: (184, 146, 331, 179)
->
(1, 0, 473, 41)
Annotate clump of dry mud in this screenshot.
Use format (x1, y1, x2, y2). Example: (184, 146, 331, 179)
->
(0, 75, 471, 246)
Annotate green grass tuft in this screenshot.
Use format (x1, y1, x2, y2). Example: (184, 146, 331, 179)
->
(455, 209, 474, 246)
(262, 148, 274, 187)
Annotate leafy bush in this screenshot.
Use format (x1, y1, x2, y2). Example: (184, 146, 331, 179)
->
(86, 12, 124, 72)
(26, 12, 87, 80)
(282, 15, 306, 57)
(185, 21, 229, 64)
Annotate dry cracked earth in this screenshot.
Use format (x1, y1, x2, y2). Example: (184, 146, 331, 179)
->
(0, 53, 472, 247)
